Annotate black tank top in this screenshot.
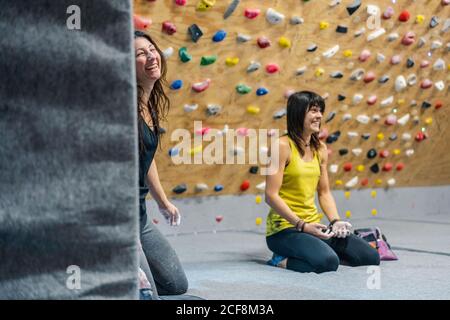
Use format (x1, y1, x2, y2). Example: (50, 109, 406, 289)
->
(139, 119, 159, 217)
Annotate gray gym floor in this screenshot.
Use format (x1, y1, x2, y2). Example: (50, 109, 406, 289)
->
(151, 192, 450, 300)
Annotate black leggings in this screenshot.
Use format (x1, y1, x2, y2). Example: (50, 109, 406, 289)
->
(266, 228, 380, 273)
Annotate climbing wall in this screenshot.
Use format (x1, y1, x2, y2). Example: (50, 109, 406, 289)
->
(134, 0, 449, 198)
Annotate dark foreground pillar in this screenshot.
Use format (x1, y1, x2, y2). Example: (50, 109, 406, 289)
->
(0, 0, 138, 299)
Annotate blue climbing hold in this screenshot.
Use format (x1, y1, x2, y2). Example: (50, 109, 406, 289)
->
(214, 185, 224, 192)
(256, 87, 269, 96)
(212, 30, 227, 42)
(169, 148, 179, 157)
(170, 79, 183, 90)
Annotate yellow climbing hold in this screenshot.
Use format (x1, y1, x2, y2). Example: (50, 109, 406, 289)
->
(344, 191, 351, 199)
(397, 98, 405, 105)
(196, 0, 216, 11)
(279, 36, 291, 48)
(371, 209, 378, 216)
(319, 21, 330, 30)
(255, 195, 262, 204)
(416, 15, 425, 24)
(425, 117, 433, 125)
(357, 165, 365, 172)
(225, 57, 239, 66)
(255, 217, 263, 225)
(335, 179, 343, 186)
(345, 210, 352, 218)
(315, 68, 325, 77)
(393, 149, 401, 155)
(343, 50, 353, 57)
(377, 133, 384, 141)
(371, 190, 377, 198)
(189, 145, 203, 155)
(247, 105, 260, 115)
(375, 179, 383, 185)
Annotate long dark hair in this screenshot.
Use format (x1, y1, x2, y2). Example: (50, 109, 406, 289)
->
(134, 31, 170, 153)
(286, 91, 325, 158)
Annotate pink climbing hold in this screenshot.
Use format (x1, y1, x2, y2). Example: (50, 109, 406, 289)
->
(390, 55, 401, 65)
(443, 0, 450, 5)
(398, 10, 410, 22)
(240, 180, 250, 191)
(382, 7, 394, 19)
(284, 89, 295, 99)
(162, 21, 177, 35)
(401, 32, 416, 46)
(319, 128, 329, 140)
(364, 71, 376, 83)
(382, 163, 393, 172)
(266, 63, 280, 74)
(420, 60, 430, 68)
(359, 49, 371, 62)
(257, 36, 271, 48)
(396, 163, 405, 171)
(420, 79, 433, 89)
(134, 15, 152, 30)
(380, 150, 390, 158)
(192, 78, 211, 92)
(237, 128, 249, 136)
(245, 8, 260, 19)
(175, 0, 187, 5)
(385, 115, 397, 125)
(367, 95, 377, 105)
(215, 215, 224, 223)
(195, 127, 211, 136)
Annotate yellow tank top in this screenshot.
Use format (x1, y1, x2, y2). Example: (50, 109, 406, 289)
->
(266, 137, 322, 236)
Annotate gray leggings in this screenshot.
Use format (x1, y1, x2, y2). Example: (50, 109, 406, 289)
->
(267, 228, 380, 273)
(140, 213, 188, 295)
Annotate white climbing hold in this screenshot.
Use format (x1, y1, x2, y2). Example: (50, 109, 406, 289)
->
(352, 148, 362, 156)
(387, 178, 396, 187)
(376, 53, 385, 63)
(343, 114, 353, 122)
(406, 149, 414, 157)
(323, 45, 340, 58)
(398, 114, 410, 126)
(435, 80, 445, 91)
(418, 37, 427, 48)
(395, 75, 407, 92)
(329, 164, 339, 174)
(347, 131, 358, 138)
(256, 182, 266, 191)
(353, 93, 364, 105)
(372, 114, 381, 122)
(367, 4, 380, 16)
(329, 0, 341, 7)
(184, 103, 198, 113)
(266, 8, 285, 25)
(367, 28, 385, 41)
(195, 183, 209, 192)
(350, 68, 365, 80)
(431, 40, 443, 50)
(402, 133, 412, 141)
(387, 32, 399, 41)
(407, 74, 417, 86)
(247, 61, 261, 73)
(356, 114, 370, 124)
(442, 18, 450, 33)
(237, 33, 252, 42)
(354, 27, 366, 37)
(162, 47, 174, 59)
(206, 104, 222, 116)
(381, 96, 394, 107)
(290, 16, 304, 25)
(345, 176, 359, 189)
(296, 66, 308, 76)
(433, 58, 445, 70)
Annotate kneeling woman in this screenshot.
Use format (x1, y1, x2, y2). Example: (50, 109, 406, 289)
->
(265, 91, 380, 273)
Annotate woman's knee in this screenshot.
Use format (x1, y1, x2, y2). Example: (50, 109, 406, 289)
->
(312, 253, 339, 273)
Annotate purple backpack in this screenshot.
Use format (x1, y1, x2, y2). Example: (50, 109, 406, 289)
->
(354, 227, 398, 261)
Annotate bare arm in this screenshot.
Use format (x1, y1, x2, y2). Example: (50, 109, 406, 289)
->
(146, 159, 169, 208)
(317, 143, 341, 223)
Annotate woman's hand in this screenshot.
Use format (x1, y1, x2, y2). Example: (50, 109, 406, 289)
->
(158, 202, 181, 227)
(331, 221, 352, 238)
(303, 223, 335, 240)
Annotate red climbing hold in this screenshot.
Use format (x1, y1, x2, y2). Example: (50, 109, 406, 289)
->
(361, 178, 369, 186)
(134, 14, 152, 30)
(257, 36, 271, 48)
(380, 150, 390, 158)
(398, 10, 410, 22)
(266, 63, 280, 74)
(382, 163, 393, 172)
(415, 132, 425, 142)
(396, 163, 405, 171)
(240, 180, 250, 191)
(435, 101, 443, 110)
(245, 8, 260, 19)
(343, 163, 353, 172)
(162, 21, 177, 35)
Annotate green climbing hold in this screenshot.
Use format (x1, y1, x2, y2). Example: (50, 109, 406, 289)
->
(236, 84, 252, 94)
(200, 55, 217, 66)
(179, 47, 192, 63)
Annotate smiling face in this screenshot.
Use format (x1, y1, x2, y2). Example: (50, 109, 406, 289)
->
(303, 105, 323, 134)
(134, 37, 161, 86)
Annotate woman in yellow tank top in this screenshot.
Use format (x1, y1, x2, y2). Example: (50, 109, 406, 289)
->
(265, 91, 380, 273)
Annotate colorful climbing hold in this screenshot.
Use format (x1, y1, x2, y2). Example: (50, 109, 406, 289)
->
(214, 185, 224, 192)
(225, 57, 239, 66)
(236, 83, 252, 94)
(192, 78, 211, 92)
(212, 30, 227, 42)
(134, 14, 152, 30)
(266, 63, 280, 74)
(257, 36, 271, 48)
(179, 47, 192, 63)
(240, 180, 250, 191)
(399, 10, 410, 22)
(162, 21, 177, 35)
(197, 0, 216, 11)
(266, 8, 285, 25)
(255, 217, 263, 225)
(244, 8, 260, 19)
(247, 105, 260, 115)
(279, 36, 291, 48)
(319, 21, 330, 30)
(188, 24, 203, 42)
(200, 55, 217, 66)
(170, 79, 183, 90)
(223, 0, 240, 19)
(256, 87, 269, 96)
(173, 184, 187, 194)
(215, 215, 223, 223)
